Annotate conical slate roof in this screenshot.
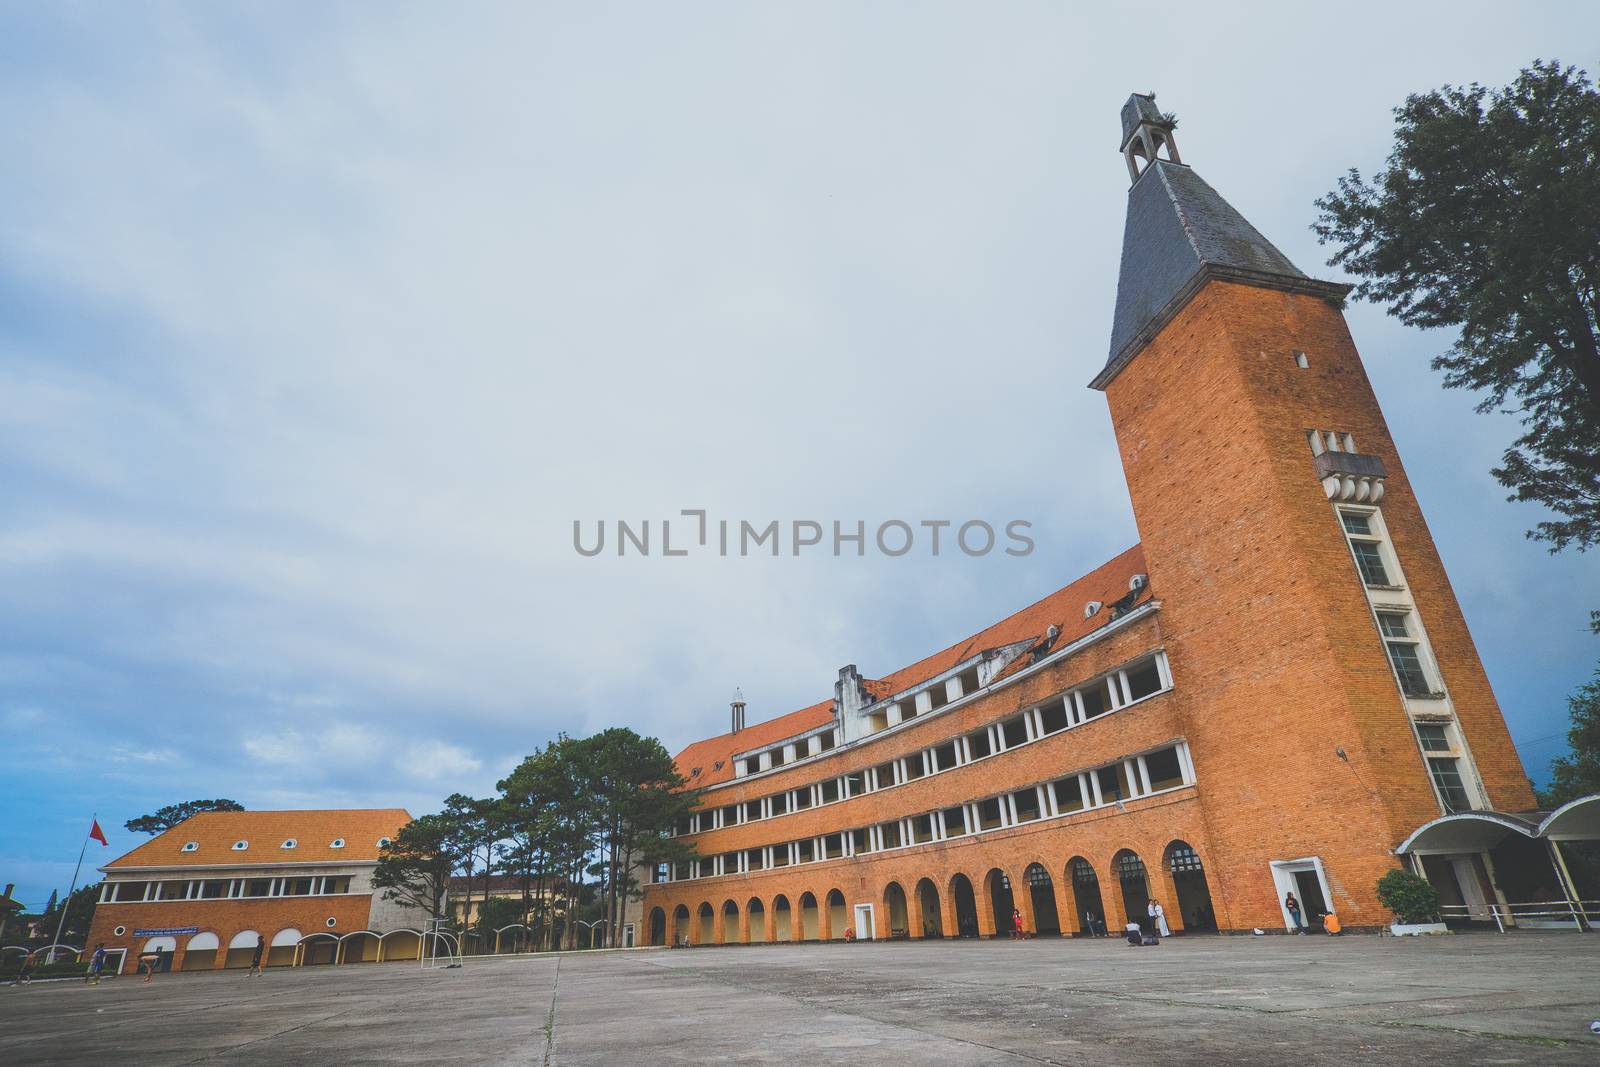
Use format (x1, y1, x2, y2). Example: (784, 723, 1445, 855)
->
(1092, 158, 1349, 390)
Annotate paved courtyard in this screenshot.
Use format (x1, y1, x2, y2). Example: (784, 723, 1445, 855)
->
(5, 934, 1600, 1065)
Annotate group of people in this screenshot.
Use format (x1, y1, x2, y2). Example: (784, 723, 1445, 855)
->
(997, 898, 1177, 944)
(1284, 892, 1342, 935)
(7, 943, 110, 986)
(8, 934, 270, 987)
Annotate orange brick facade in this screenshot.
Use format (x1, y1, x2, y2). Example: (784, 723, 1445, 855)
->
(83, 809, 426, 973)
(639, 99, 1533, 944)
(1103, 280, 1533, 932)
(84, 894, 379, 974)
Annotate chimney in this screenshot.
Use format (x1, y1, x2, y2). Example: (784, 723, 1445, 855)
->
(730, 688, 746, 733)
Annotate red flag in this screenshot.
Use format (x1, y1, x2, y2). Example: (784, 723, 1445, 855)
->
(89, 820, 108, 846)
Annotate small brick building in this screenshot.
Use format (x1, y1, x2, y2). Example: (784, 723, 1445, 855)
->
(639, 95, 1596, 945)
(84, 809, 434, 974)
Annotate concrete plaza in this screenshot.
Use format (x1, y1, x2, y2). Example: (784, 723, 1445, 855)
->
(4, 934, 1600, 1065)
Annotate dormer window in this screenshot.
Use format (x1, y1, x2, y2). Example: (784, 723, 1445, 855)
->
(232, 840, 249, 851)
(329, 838, 345, 849)
(180, 842, 199, 853)
(377, 837, 392, 849)
(281, 839, 297, 849)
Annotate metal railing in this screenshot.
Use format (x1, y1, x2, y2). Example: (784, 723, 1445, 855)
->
(1436, 898, 1598, 933)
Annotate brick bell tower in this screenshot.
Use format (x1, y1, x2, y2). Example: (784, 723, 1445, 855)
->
(1094, 94, 1534, 930)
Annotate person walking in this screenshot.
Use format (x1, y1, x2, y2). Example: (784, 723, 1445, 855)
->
(14, 951, 37, 986)
(1151, 900, 1171, 938)
(138, 948, 160, 983)
(87, 943, 106, 986)
(1010, 909, 1025, 940)
(246, 934, 265, 977)
(1285, 892, 1307, 934)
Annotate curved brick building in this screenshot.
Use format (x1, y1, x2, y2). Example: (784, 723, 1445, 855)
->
(83, 809, 432, 974)
(639, 95, 1558, 944)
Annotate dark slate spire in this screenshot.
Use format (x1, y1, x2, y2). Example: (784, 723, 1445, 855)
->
(1091, 94, 1350, 390)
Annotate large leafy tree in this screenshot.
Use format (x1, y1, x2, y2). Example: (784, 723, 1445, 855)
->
(494, 730, 700, 951)
(498, 741, 581, 950)
(1314, 61, 1600, 579)
(372, 813, 463, 921)
(1539, 668, 1600, 807)
(581, 728, 701, 948)
(125, 799, 245, 835)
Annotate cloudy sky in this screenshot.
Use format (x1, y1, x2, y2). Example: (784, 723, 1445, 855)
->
(3, 2, 1597, 909)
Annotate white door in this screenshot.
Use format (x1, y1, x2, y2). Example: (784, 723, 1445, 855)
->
(622, 923, 635, 948)
(1268, 858, 1333, 931)
(1449, 856, 1490, 920)
(853, 904, 875, 940)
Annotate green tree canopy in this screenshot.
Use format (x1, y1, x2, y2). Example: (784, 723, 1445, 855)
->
(372, 813, 462, 920)
(1314, 60, 1600, 573)
(124, 798, 245, 835)
(1539, 667, 1600, 807)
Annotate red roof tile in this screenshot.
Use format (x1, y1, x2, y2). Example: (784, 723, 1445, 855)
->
(104, 809, 412, 869)
(674, 545, 1147, 787)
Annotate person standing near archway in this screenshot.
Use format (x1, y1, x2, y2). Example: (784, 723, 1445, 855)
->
(1150, 899, 1170, 937)
(1284, 892, 1307, 934)
(246, 934, 265, 976)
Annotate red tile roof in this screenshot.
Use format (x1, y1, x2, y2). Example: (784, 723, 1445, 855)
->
(104, 809, 412, 869)
(674, 545, 1148, 788)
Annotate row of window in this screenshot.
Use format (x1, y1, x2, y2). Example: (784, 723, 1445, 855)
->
(678, 652, 1171, 838)
(656, 742, 1193, 883)
(1340, 510, 1440, 699)
(733, 665, 993, 778)
(100, 875, 356, 903)
(1416, 723, 1473, 813)
(183, 836, 384, 854)
(1338, 500, 1480, 814)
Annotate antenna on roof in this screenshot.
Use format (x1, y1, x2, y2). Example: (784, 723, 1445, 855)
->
(731, 688, 746, 734)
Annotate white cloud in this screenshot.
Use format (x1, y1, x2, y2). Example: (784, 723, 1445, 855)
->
(243, 723, 480, 788)
(0, 3, 1595, 914)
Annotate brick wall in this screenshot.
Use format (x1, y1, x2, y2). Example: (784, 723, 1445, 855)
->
(84, 894, 377, 974)
(1104, 280, 1532, 931)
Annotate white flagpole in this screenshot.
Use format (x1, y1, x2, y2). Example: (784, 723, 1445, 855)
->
(49, 814, 93, 964)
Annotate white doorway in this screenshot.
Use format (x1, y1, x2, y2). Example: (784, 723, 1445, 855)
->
(1448, 856, 1492, 920)
(853, 903, 875, 940)
(1269, 857, 1333, 931)
(621, 923, 635, 948)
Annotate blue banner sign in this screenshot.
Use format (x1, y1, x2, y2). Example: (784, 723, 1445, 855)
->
(133, 926, 199, 937)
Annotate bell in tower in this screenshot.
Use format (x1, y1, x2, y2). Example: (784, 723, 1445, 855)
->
(1120, 92, 1181, 183)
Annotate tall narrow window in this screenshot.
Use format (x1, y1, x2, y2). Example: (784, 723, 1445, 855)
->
(1415, 723, 1452, 752)
(1377, 612, 1432, 697)
(1427, 757, 1472, 813)
(1341, 512, 1393, 586)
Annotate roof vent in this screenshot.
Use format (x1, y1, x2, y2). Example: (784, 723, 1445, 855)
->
(231, 840, 248, 851)
(1130, 573, 1148, 591)
(1084, 600, 1103, 619)
(181, 842, 199, 853)
(281, 839, 297, 849)
(731, 688, 746, 734)
(330, 838, 345, 849)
